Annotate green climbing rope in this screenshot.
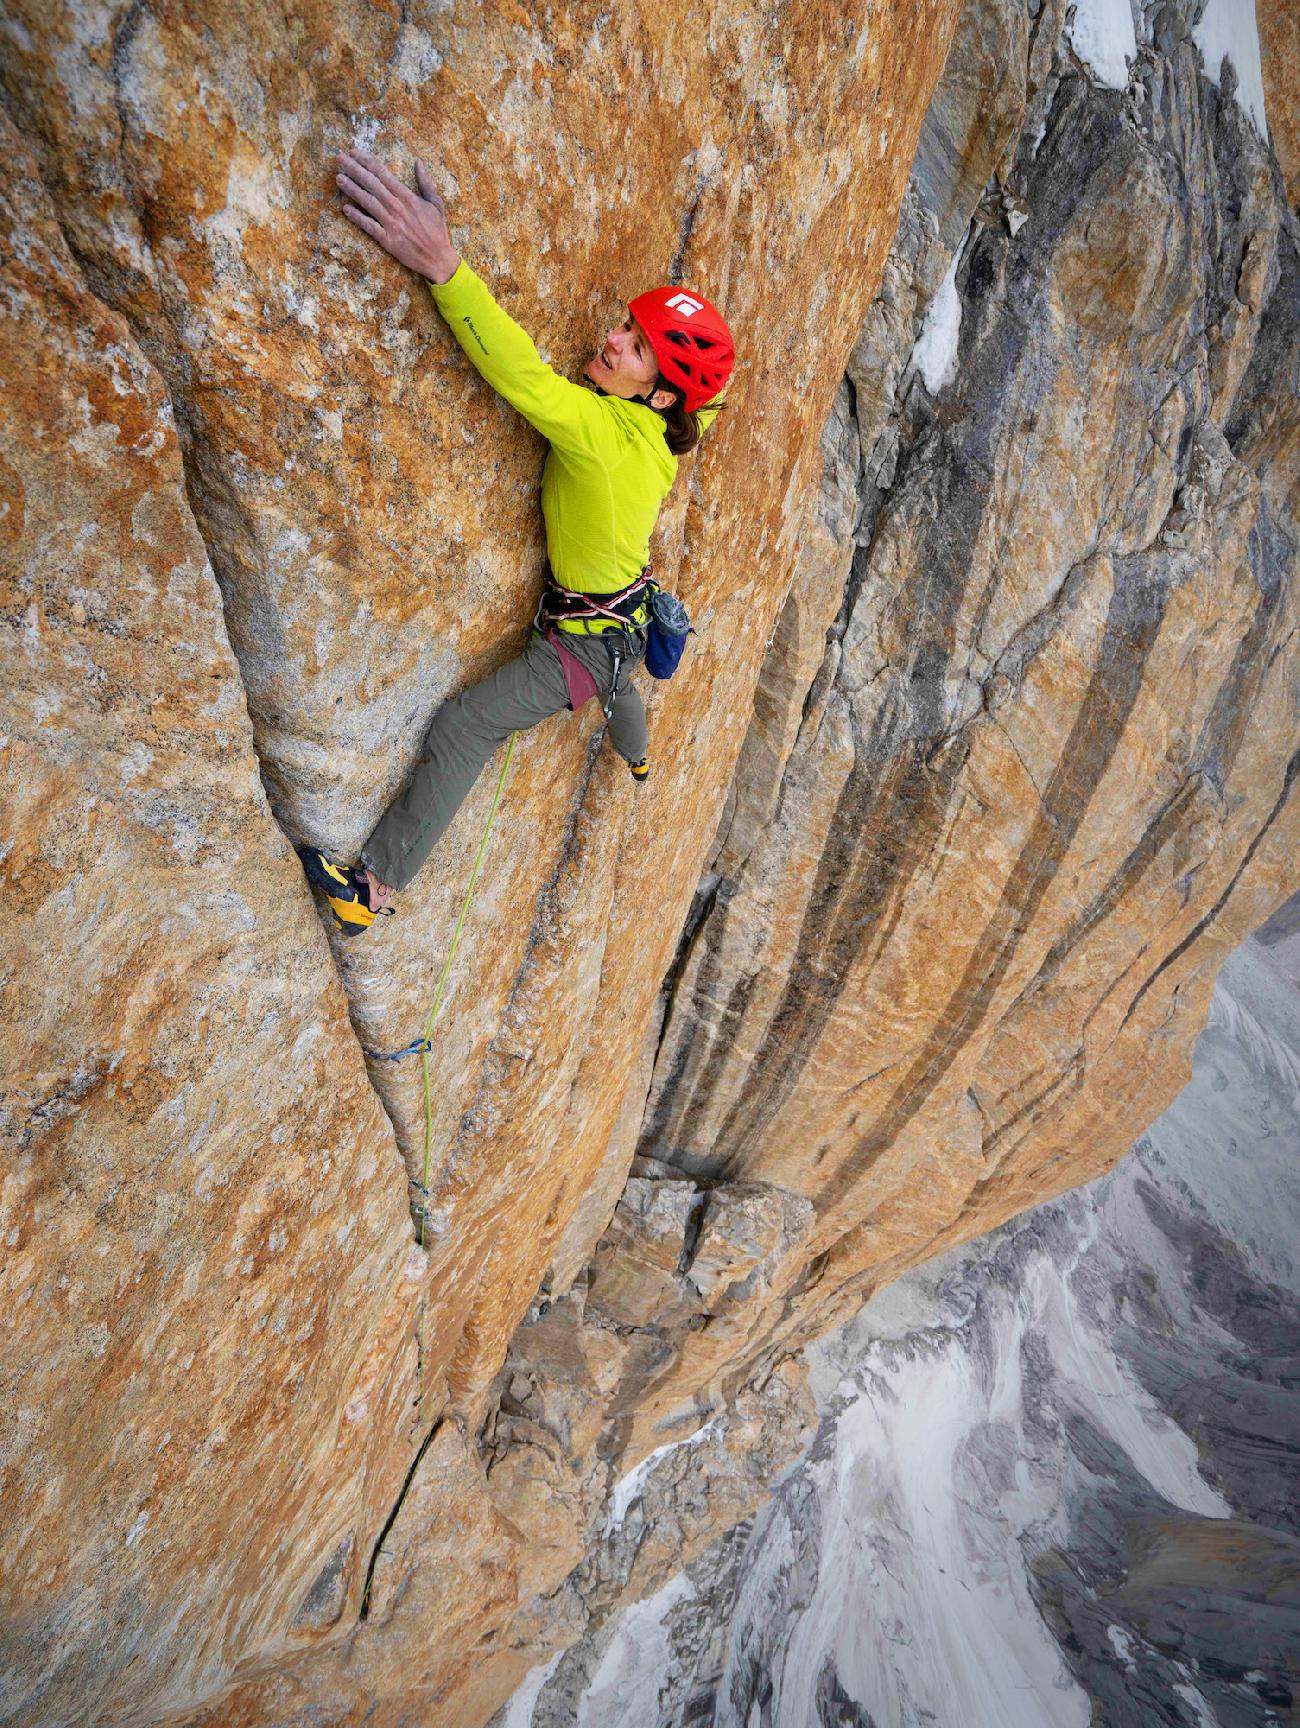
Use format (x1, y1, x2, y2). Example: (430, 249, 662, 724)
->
(414, 731, 517, 1366)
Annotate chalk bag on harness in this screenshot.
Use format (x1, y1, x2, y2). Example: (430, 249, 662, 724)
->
(645, 586, 695, 679)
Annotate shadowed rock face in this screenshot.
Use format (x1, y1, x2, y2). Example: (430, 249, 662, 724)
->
(1, 2, 1296, 1727)
(557, 0, 1300, 1464)
(480, 0, 1299, 1705)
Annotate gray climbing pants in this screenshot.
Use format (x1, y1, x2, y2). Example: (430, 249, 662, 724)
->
(361, 629, 646, 891)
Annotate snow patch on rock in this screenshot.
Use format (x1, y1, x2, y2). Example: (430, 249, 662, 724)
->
(603, 1419, 720, 1536)
(571, 1575, 697, 1727)
(1066, 0, 1137, 91)
(1192, 0, 1269, 137)
(498, 1653, 563, 1728)
(908, 245, 964, 395)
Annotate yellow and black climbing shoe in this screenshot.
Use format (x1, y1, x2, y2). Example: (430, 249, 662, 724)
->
(297, 847, 394, 937)
(629, 759, 650, 785)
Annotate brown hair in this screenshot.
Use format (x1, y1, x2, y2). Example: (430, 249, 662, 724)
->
(654, 378, 704, 456)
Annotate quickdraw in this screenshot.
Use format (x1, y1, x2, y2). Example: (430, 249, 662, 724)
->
(365, 1036, 433, 1063)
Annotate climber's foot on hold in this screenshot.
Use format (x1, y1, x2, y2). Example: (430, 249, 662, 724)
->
(629, 759, 650, 785)
(297, 847, 396, 937)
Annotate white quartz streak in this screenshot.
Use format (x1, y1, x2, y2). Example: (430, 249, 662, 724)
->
(909, 246, 964, 395)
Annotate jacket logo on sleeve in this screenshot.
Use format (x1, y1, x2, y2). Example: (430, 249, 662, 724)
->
(664, 293, 704, 317)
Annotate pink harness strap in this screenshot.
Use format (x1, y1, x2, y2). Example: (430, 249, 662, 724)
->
(547, 629, 601, 711)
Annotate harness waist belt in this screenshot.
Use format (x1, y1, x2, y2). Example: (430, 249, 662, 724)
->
(537, 569, 653, 636)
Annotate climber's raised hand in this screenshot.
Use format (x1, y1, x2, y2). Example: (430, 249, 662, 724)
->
(335, 151, 460, 284)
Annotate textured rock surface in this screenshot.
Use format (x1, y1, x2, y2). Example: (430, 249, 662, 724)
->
(606, 0, 1300, 1454)
(1, 2, 959, 1724)
(490, 0, 1300, 1704)
(517, 924, 1300, 1726)
(2, 0, 1297, 1724)
(1258, 1, 1299, 214)
(0, 120, 419, 1725)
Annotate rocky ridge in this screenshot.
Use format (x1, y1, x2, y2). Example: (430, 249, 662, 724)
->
(1, 0, 1297, 1724)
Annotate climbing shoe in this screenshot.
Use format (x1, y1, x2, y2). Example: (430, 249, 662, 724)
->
(629, 759, 650, 785)
(297, 847, 393, 937)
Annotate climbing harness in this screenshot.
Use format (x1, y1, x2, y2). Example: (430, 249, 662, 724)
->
(535, 567, 655, 721)
(533, 567, 653, 637)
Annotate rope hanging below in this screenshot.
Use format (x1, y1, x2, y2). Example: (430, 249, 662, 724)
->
(361, 734, 517, 1385)
(356, 733, 516, 1614)
(415, 729, 517, 1254)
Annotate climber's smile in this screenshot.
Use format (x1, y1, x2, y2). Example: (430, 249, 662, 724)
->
(585, 315, 659, 399)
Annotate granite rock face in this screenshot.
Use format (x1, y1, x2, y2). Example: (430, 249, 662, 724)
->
(1259, 1, 1299, 215)
(1, 2, 960, 1724)
(1, 1, 1297, 1725)
(490, 0, 1300, 1704)
(0, 115, 422, 1728)
(604, 0, 1300, 1451)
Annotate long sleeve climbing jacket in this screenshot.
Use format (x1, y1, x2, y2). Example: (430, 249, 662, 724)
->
(428, 264, 714, 608)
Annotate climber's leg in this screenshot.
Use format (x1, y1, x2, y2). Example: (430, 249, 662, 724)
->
(361, 633, 571, 890)
(605, 669, 647, 769)
(559, 631, 649, 776)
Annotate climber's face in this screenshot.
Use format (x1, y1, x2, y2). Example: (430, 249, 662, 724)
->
(586, 313, 660, 400)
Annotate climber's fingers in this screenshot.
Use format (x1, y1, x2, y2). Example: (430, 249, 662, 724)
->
(333, 148, 458, 280)
(413, 159, 444, 211)
(349, 150, 410, 204)
(336, 153, 397, 215)
(341, 201, 384, 242)
(336, 169, 386, 221)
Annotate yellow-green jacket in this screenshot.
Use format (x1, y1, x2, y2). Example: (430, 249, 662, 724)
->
(429, 264, 712, 608)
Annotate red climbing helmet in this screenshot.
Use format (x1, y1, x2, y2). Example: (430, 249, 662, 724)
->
(629, 287, 735, 413)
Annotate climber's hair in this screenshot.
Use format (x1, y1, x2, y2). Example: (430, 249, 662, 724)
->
(654, 377, 707, 456)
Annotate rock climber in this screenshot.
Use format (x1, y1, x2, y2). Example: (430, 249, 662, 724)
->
(299, 149, 735, 935)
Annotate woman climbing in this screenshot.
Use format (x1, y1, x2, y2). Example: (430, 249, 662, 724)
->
(299, 149, 734, 935)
